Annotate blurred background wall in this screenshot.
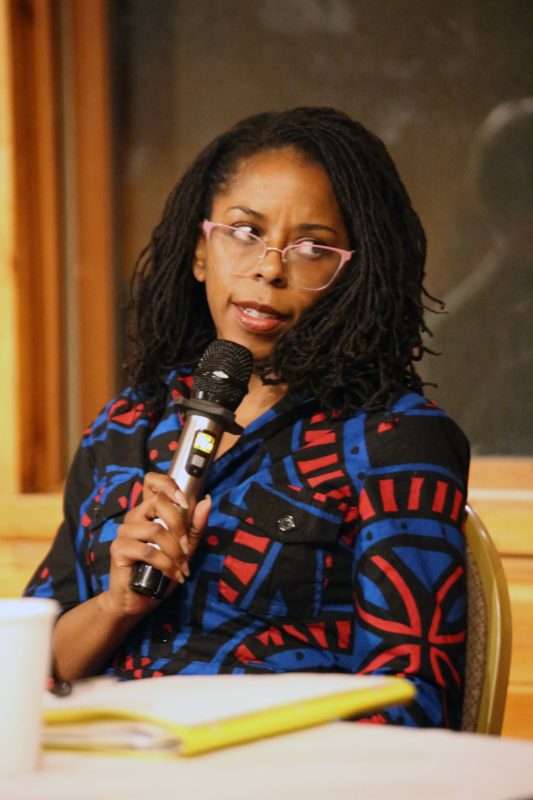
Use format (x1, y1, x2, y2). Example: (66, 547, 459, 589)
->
(109, 0, 533, 458)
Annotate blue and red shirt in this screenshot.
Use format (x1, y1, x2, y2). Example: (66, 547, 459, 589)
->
(25, 369, 469, 728)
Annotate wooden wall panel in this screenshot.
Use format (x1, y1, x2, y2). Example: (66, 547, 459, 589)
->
(68, 0, 116, 430)
(502, 557, 533, 688)
(470, 460, 533, 739)
(0, 538, 50, 597)
(2, 0, 116, 491)
(9, 0, 64, 491)
(502, 687, 533, 740)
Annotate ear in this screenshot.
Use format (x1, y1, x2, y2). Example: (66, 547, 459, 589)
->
(193, 235, 207, 283)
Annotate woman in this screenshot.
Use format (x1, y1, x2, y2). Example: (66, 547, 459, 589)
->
(25, 107, 469, 729)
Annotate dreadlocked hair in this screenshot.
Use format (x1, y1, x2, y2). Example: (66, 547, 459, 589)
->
(126, 106, 441, 414)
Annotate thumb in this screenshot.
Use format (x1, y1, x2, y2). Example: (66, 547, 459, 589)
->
(188, 494, 212, 554)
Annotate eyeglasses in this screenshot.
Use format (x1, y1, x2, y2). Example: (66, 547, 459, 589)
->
(202, 220, 354, 291)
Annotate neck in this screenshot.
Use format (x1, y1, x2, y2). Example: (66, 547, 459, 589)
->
(234, 373, 287, 429)
(215, 373, 287, 460)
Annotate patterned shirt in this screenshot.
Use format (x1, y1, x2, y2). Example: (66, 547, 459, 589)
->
(25, 369, 470, 728)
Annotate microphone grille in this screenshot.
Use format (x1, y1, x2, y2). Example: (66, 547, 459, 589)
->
(193, 340, 253, 410)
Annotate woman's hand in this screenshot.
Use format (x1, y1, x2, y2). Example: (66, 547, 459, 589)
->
(51, 474, 211, 682)
(101, 472, 211, 617)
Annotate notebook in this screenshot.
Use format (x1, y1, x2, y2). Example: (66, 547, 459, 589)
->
(43, 672, 415, 757)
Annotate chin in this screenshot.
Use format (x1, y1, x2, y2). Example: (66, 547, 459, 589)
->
(218, 330, 276, 363)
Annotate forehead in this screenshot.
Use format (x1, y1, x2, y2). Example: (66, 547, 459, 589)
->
(213, 146, 342, 218)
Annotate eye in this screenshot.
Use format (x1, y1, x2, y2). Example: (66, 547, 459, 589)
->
(229, 225, 259, 243)
(294, 240, 326, 259)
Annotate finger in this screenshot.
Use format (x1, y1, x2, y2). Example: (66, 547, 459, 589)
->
(188, 494, 212, 555)
(150, 493, 189, 540)
(119, 519, 188, 566)
(118, 520, 169, 544)
(143, 472, 187, 507)
(123, 493, 166, 524)
(111, 537, 184, 583)
(127, 491, 188, 538)
(147, 524, 190, 575)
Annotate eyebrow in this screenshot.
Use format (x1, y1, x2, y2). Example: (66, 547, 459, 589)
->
(227, 206, 339, 235)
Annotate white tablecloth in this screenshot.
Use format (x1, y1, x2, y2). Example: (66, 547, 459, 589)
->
(3, 722, 533, 800)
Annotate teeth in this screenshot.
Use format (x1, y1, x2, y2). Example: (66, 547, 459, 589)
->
(242, 307, 275, 319)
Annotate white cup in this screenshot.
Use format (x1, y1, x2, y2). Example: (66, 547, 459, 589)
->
(0, 598, 58, 774)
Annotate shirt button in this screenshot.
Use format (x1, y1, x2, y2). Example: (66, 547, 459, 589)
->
(277, 514, 296, 533)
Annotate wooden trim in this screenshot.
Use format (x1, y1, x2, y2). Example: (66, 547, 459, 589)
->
(0, 1, 20, 493)
(0, 493, 62, 540)
(470, 458, 533, 491)
(68, 0, 116, 430)
(471, 503, 533, 557)
(9, 0, 64, 491)
(469, 458, 533, 556)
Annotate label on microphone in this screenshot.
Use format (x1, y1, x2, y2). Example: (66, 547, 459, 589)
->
(186, 430, 216, 477)
(194, 431, 216, 454)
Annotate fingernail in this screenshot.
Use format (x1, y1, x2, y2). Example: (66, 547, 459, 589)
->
(180, 535, 189, 556)
(174, 491, 188, 509)
(175, 571, 184, 584)
(181, 561, 190, 578)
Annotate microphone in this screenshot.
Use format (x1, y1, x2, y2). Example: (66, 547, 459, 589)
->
(129, 339, 253, 599)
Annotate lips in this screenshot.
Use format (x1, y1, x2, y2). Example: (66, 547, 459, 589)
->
(232, 301, 289, 334)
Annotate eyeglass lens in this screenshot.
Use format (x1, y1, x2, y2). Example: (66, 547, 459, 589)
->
(209, 225, 343, 290)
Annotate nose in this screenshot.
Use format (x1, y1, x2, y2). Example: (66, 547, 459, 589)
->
(253, 247, 287, 287)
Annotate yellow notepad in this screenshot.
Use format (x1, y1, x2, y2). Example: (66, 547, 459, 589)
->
(43, 673, 415, 757)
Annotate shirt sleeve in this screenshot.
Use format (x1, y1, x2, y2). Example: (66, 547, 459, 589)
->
(23, 435, 96, 614)
(352, 398, 470, 729)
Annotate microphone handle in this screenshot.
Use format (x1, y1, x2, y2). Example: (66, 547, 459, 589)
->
(129, 398, 241, 599)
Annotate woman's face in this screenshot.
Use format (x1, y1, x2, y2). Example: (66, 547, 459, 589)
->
(193, 146, 350, 363)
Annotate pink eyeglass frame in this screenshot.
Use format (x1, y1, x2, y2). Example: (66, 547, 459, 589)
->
(201, 219, 355, 290)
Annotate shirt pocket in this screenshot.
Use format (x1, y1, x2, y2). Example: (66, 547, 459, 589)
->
(218, 482, 343, 620)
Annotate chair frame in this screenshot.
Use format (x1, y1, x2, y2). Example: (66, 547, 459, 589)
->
(463, 504, 512, 734)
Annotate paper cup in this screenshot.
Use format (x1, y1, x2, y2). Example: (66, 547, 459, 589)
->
(0, 598, 58, 774)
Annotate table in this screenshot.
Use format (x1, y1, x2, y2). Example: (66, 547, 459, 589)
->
(3, 722, 533, 800)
